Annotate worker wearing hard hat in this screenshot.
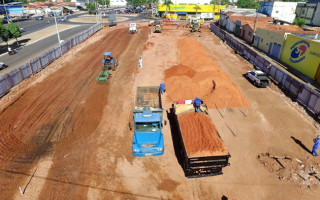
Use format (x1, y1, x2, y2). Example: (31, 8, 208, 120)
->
(194, 97, 202, 113)
(312, 135, 320, 156)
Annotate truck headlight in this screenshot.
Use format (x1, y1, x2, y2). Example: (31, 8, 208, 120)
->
(133, 149, 139, 152)
(157, 148, 163, 151)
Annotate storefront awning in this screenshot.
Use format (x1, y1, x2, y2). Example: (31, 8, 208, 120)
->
(177, 12, 187, 15)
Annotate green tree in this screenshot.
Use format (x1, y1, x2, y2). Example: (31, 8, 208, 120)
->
(293, 17, 306, 28)
(194, 4, 201, 16)
(237, 0, 259, 9)
(210, 0, 219, 4)
(7, 22, 21, 45)
(221, 0, 232, 5)
(0, 20, 9, 45)
(87, 2, 96, 12)
(163, 0, 173, 18)
(98, 0, 110, 5)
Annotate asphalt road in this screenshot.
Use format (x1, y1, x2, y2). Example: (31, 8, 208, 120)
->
(0, 24, 91, 76)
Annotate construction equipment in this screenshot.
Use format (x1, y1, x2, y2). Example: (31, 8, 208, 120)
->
(102, 52, 119, 71)
(172, 102, 230, 177)
(191, 20, 201, 32)
(184, 19, 194, 28)
(96, 70, 111, 83)
(131, 86, 165, 157)
(129, 23, 137, 34)
(154, 21, 162, 33)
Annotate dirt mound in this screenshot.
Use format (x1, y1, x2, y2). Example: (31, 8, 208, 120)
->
(164, 64, 196, 78)
(143, 42, 154, 50)
(164, 37, 249, 108)
(178, 112, 228, 158)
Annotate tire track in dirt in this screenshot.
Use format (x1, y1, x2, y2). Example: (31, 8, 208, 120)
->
(37, 27, 149, 199)
(0, 28, 131, 199)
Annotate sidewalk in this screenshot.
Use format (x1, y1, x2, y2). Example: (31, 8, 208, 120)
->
(0, 24, 78, 56)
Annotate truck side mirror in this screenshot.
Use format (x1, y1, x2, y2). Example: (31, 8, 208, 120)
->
(129, 122, 132, 131)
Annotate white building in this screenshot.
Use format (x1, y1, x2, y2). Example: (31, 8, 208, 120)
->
(258, 1, 297, 24)
(110, 0, 127, 7)
(158, 0, 211, 5)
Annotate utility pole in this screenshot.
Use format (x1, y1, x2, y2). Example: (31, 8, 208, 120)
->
(53, 12, 63, 55)
(253, 9, 258, 36)
(2, 0, 9, 20)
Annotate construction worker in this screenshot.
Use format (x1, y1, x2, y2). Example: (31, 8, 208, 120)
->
(138, 57, 142, 68)
(160, 82, 166, 94)
(194, 97, 202, 113)
(312, 135, 320, 156)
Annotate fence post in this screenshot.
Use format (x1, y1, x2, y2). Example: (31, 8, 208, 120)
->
(38, 57, 43, 69)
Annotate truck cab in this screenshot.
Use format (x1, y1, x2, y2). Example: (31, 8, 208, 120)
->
(129, 23, 137, 33)
(132, 86, 164, 157)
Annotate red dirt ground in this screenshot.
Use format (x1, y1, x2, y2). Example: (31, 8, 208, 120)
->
(178, 112, 228, 157)
(0, 23, 319, 200)
(164, 37, 250, 109)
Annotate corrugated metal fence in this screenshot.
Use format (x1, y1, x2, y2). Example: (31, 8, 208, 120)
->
(0, 23, 103, 98)
(210, 23, 320, 119)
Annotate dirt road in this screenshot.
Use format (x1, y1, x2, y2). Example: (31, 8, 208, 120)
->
(0, 24, 319, 200)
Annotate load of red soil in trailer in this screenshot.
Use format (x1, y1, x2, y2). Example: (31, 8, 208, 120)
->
(164, 37, 250, 108)
(177, 112, 228, 158)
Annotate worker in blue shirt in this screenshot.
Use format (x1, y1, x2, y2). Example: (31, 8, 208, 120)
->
(194, 97, 202, 113)
(312, 135, 320, 156)
(160, 83, 166, 94)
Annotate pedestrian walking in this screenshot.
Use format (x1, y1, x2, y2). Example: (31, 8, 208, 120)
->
(160, 82, 166, 94)
(138, 57, 142, 68)
(312, 135, 320, 156)
(138, 29, 141, 34)
(176, 23, 179, 29)
(149, 28, 151, 34)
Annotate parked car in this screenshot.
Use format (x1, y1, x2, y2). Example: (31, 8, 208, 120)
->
(20, 27, 25, 32)
(33, 15, 44, 20)
(56, 16, 67, 22)
(115, 10, 120, 14)
(2, 16, 19, 23)
(245, 70, 270, 87)
(0, 62, 8, 70)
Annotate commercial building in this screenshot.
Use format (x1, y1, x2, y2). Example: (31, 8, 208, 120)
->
(296, 0, 320, 26)
(157, 4, 226, 20)
(258, 1, 298, 24)
(253, 25, 319, 60)
(280, 35, 320, 82)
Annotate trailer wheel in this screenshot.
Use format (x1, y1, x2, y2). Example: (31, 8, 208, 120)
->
(129, 122, 132, 131)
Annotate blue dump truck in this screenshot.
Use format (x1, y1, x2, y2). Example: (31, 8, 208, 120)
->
(132, 86, 164, 157)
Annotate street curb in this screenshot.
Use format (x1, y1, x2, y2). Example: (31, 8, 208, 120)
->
(0, 25, 79, 58)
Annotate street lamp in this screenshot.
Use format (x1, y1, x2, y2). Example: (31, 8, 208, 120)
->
(53, 12, 63, 55)
(2, 0, 9, 21)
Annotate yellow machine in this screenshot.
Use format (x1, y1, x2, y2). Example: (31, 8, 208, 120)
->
(191, 20, 201, 32)
(154, 21, 162, 33)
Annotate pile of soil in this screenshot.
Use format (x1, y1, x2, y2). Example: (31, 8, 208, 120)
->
(178, 112, 228, 158)
(164, 37, 249, 108)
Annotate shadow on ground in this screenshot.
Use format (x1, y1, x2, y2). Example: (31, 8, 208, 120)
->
(291, 136, 313, 155)
(166, 107, 184, 171)
(0, 38, 30, 55)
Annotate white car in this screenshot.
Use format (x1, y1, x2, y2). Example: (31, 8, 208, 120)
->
(0, 62, 8, 70)
(245, 70, 270, 87)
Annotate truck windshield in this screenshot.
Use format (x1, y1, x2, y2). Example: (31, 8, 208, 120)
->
(135, 122, 160, 132)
